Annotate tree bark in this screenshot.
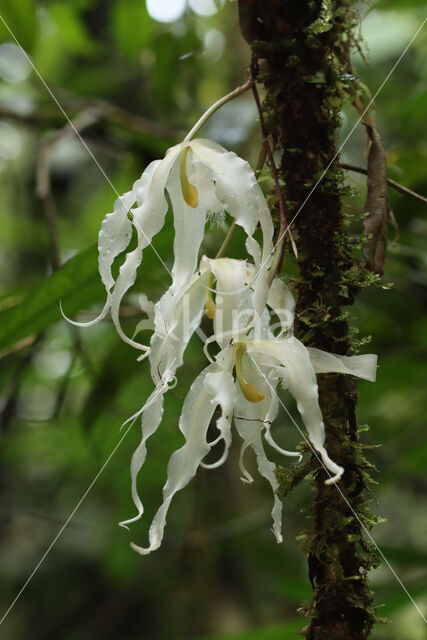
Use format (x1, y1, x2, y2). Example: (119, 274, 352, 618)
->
(239, 1, 379, 638)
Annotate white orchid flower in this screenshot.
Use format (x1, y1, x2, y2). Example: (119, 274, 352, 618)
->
(58, 98, 380, 557)
(64, 139, 274, 358)
(123, 258, 377, 554)
(119, 255, 260, 532)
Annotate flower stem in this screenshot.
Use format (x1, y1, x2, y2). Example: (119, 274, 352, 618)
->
(215, 222, 237, 259)
(184, 77, 253, 142)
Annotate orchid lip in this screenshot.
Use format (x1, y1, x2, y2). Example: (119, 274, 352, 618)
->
(179, 146, 199, 208)
(205, 272, 216, 319)
(235, 343, 265, 403)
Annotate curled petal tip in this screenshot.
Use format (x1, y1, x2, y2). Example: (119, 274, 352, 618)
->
(324, 467, 344, 485)
(60, 298, 110, 327)
(136, 348, 151, 362)
(273, 530, 283, 544)
(130, 541, 149, 555)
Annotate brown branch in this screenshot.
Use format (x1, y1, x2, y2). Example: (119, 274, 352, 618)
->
(340, 162, 427, 206)
(36, 107, 100, 270)
(0, 336, 37, 359)
(362, 125, 388, 275)
(0, 101, 179, 139)
(275, 457, 315, 499)
(243, 3, 379, 636)
(34, 111, 96, 412)
(0, 335, 44, 431)
(250, 59, 298, 263)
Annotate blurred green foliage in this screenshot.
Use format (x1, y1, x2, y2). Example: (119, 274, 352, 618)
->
(0, 1, 426, 639)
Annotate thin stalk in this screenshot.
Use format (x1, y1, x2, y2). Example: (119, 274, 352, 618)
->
(215, 222, 237, 259)
(341, 162, 427, 206)
(184, 78, 253, 142)
(267, 220, 287, 286)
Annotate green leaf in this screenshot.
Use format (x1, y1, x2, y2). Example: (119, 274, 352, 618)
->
(81, 340, 141, 428)
(111, 0, 152, 60)
(0, 0, 37, 51)
(48, 2, 97, 56)
(0, 245, 103, 351)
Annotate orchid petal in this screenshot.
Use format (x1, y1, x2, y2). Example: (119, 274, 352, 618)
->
(133, 318, 155, 338)
(144, 153, 212, 374)
(166, 154, 208, 296)
(201, 257, 250, 348)
(188, 156, 225, 226)
(267, 277, 295, 334)
(117, 373, 175, 530)
(262, 378, 302, 460)
(108, 157, 174, 351)
(233, 351, 284, 542)
(307, 349, 378, 382)
(251, 306, 273, 341)
(61, 190, 137, 328)
(190, 140, 274, 327)
(62, 191, 136, 329)
(201, 349, 236, 469)
(139, 293, 155, 315)
(98, 189, 135, 292)
(131, 364, 218, 555)
(119, 393, 164, 528)
(190, 139, 274, 265)
(247, 337, 344, 484)
(150, 269, 210, 385)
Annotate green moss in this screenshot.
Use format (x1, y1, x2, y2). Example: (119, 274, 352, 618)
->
(248, 1, 380, 636)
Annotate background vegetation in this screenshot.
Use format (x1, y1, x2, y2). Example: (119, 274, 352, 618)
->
(0, 1, 426, 638)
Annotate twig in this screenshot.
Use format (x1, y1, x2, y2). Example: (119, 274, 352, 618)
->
(102, 103, 179, 139)
(0, 106, 53, 124)
(36, 107, 101, 270)
(362, 124, 388, 275)
(249, 59, 298, 272)
(275, 457, 315, 500)
(36, 107, 101, 198)
(215, 222, 237, 259)
(0, 102, 178, 139)
(340, 162, 427, 206)
(0, 336, 37, 359)
(51, 350, 78, 419)
(35, 111, 96, 412)
(349, 83, 389, 274)
(0, 335, 44, 431)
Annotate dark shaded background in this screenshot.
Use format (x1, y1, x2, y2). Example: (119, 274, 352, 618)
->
(0, 1, 426, 638)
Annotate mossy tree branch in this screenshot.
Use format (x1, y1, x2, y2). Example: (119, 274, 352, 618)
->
(239, 1, 380, 637)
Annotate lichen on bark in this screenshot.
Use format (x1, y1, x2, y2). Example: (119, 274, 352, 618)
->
(239, 1, 381, 637)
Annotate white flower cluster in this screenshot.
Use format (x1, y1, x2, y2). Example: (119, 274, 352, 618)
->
(67, 139, 377, 554)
